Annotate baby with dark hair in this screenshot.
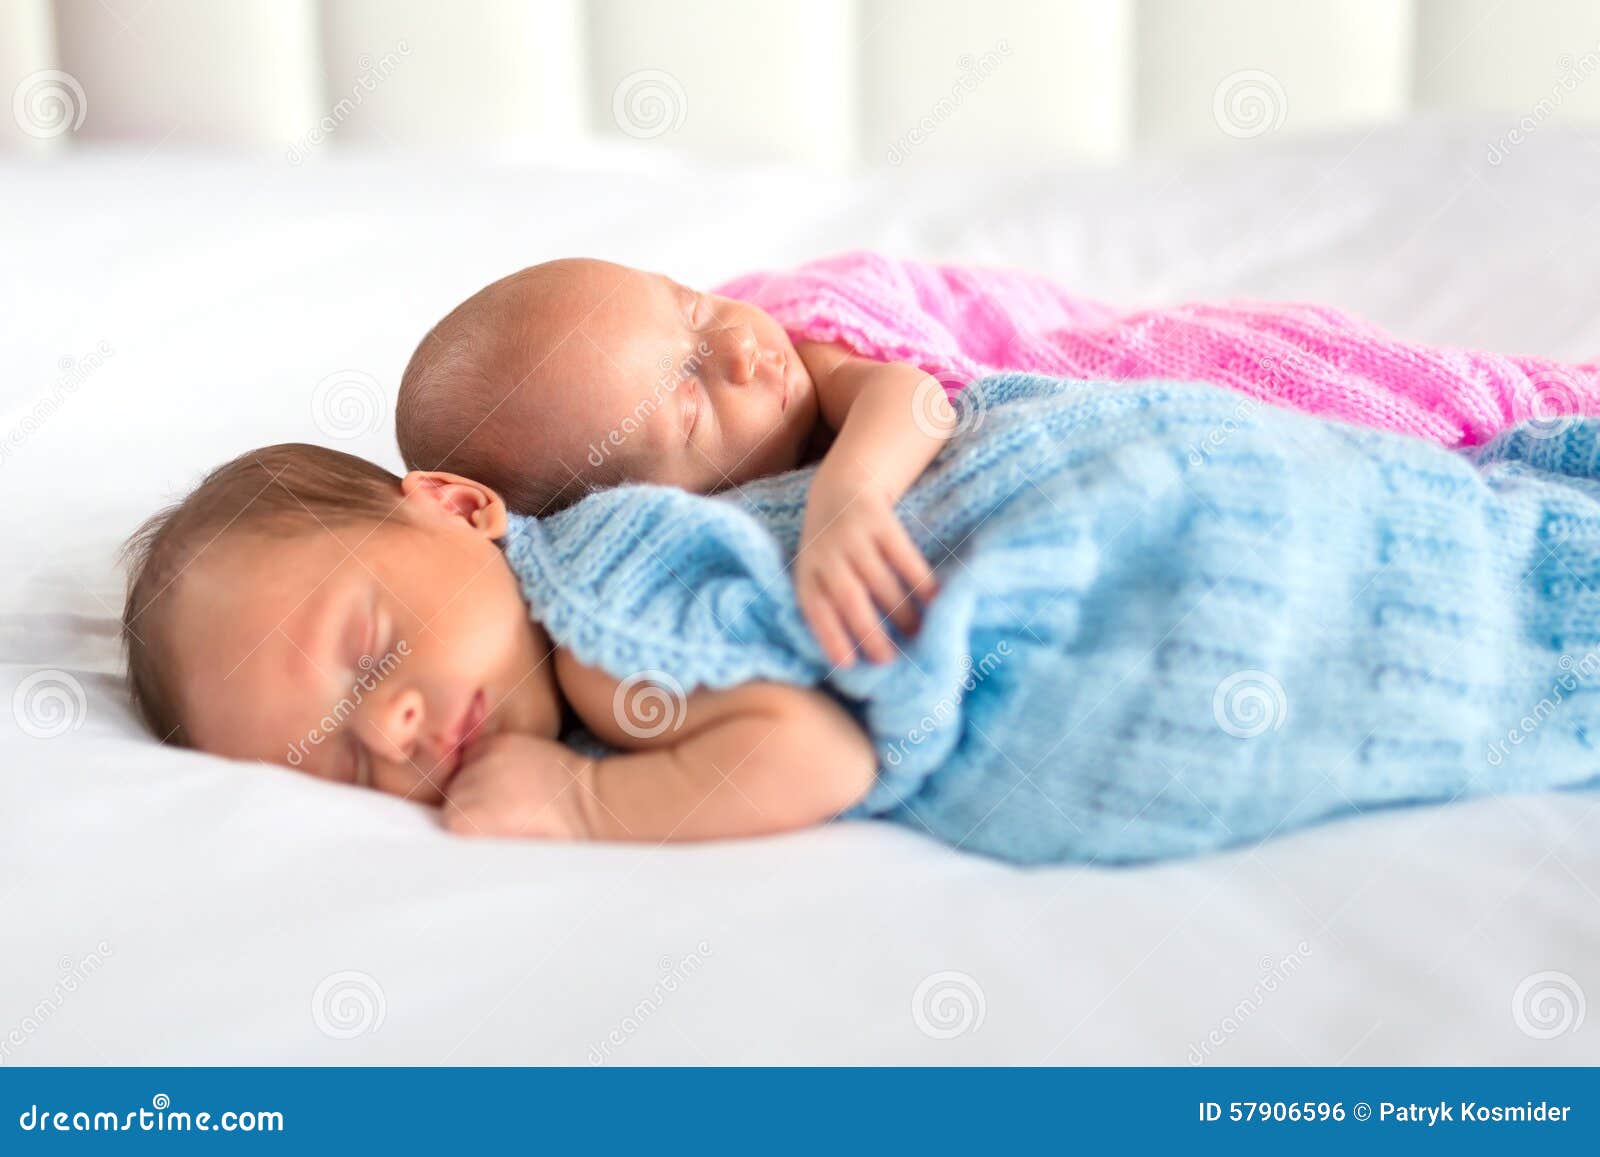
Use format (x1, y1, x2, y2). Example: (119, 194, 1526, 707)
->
(121, 441, 874, 832)
(122, 376, 1600, 864)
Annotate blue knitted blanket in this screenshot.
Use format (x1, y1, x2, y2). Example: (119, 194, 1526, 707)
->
(502, 375, 1600, 864)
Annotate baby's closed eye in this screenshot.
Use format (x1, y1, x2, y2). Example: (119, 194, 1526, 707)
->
(680, 376, 702, 439)
(672, 283, 701, 327)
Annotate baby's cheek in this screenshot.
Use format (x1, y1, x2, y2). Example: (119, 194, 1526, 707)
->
(736, 428, 804, 482)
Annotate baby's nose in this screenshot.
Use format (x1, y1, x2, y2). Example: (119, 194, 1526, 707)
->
(371, 688, 425, 763)
(716, 326, 760, 385)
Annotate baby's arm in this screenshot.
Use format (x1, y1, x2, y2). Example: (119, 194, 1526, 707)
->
(442, 651, 875, 842)
(793, 341, 955, 666)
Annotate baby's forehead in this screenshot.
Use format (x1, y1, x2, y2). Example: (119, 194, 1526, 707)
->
(167, 540, 343, 747)
(175, 525, 353, 616)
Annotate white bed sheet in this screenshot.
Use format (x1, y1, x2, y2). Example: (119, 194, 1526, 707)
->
(3, 121, 1598, 1064)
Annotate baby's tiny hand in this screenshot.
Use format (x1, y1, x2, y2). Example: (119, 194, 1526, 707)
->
(442, 733, 595, 840)
(795, 485, 938, 667)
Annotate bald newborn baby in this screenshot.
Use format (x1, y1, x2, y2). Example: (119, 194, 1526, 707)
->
(397, 258, 960, 668)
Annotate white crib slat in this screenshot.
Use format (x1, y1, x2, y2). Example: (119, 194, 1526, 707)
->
(1136, 0, 1412, 151)
(860, 0, 1133, 166)
(52, 0, 320, 145)
(586, 0, 857, 166)
(1416, 0, 1600, 124)
(1, 0, 61, 151)
(318, 0, 582, 154)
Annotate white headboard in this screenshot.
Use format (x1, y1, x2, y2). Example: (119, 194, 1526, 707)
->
(6, 0, 1600, 163)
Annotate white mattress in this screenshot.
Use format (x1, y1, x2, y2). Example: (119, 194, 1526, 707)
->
(4, 121, 1599, 1065)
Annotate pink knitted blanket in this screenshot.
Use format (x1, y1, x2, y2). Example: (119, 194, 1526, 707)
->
(716, 251, 1596, 447)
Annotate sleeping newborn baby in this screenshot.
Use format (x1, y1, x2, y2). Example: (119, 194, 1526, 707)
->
(397, 258, 958, 669)
(398, 252, 1600, 671)
(122, 376, 1600, 864)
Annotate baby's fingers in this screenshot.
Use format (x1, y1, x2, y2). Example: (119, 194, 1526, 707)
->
(799, 580, 857, 668)
(823, 567, 896, 665)
(878, 523, 939, 606)
(853, 545, 920, 637)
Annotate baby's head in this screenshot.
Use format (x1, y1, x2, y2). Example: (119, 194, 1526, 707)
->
(397, 258, 819, 514)
(121, 443, 561, 803)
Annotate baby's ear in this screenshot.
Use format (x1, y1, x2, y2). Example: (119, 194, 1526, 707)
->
(400, 471, 508, 538)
